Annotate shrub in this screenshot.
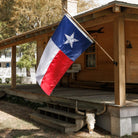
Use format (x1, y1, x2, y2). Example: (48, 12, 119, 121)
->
(16, 76, 22, 84)
(5, 78, 11, 84)
(0, 78, 2, 84)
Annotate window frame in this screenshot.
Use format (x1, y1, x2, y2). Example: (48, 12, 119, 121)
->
(85, 35, 97, 70)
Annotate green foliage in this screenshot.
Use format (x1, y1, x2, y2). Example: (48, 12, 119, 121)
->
(0, 78, 2, 84)
(14, 0, 62, 33)
(16, 75, 22, 84)
(5, 78, 11, 84)
(0, 0, 63, 40)
(0, 0, 17, 40)
(17, 42, 36, 76)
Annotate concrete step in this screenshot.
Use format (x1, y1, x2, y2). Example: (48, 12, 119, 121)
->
(30, 112, 76, 133)
(30, 101, 86, 133)
(38, 107, 85, 119)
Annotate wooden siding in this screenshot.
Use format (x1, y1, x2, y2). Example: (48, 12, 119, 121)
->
(125, 20, 138, 83)
(73, 22, 114, 82)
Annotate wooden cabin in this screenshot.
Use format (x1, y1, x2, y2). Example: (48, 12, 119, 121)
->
(37, 1, 138, 106)
(0, 1, 138, 136)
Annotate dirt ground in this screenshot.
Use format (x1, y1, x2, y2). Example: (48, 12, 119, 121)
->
(0, 100, 137, 138)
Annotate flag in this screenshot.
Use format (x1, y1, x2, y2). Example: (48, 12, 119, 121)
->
(36, 14, 93, 96)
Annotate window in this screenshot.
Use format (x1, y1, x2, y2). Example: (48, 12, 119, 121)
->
(6, 63, 10, 67)
(85, 42, 96, 68)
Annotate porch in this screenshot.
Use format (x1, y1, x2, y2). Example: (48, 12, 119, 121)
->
(1, 84, 138, 136)
(0, 1, 138, 136)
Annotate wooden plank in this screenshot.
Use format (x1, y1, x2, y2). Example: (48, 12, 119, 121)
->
(93, 9, 113, 18)
(83, 14, 115, 29)
(30, 113, 75, 127)
(4, 87, 105, 112)
(125, 21, 138, 83)
(114, 15, 126, 106)
(125, 13, 138, 21)
(0, 91, 6, 98)
(30, 113, 75, 133)
(75, 22, 114, 82)
(75, 2, 120, 19)
(125, 8, 138, 14)
(11, 46, 16, 88)
(38, 107, 85, 119)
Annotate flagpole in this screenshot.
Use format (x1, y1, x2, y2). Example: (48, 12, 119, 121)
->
(64, 8, 117, 64)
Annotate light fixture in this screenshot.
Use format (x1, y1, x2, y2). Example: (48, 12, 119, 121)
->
(126, 40, 132, 48)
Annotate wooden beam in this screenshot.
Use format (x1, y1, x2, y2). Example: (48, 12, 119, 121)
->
(125, 8, 138, 14)
(125, 13, 138, 21)
(0, 27, 56, 50)
(84, 14, 116, 29)
(114, 15, 126, 106)
(11, 46, 16, 88)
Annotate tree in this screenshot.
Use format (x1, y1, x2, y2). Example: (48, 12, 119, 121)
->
(14, 0, 62, 33)
(14, 0, 62, 76)
(78, 0, 98, 13)
(17, 42, 36, 77)
(0, 0, 17, 40)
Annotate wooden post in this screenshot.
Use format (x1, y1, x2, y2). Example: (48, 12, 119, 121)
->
(11, 46, 16, 88)
(37, 37, 48, 67)
(37, 40, 43, 67)
(114, 15, 126, 106)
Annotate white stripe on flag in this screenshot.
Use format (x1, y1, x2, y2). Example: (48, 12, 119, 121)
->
(36, 38, 60, 85)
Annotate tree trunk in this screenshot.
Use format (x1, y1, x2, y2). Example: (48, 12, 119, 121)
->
(26, 68, 31, 77)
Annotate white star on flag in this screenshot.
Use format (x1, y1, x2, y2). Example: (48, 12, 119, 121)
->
(64, 33, 78, 48)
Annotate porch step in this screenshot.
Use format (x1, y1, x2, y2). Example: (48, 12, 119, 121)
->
(30, 102, 86, 133)
(38, 107, 84, 119)
(0, 91, 6, 98)
(30, 113, 76, 133)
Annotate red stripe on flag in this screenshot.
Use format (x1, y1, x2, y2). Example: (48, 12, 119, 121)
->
(40, 50, 73, 96)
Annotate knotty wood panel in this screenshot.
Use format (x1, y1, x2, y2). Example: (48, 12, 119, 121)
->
(125, 21, 138, 83)
(74, 22, 114, 82)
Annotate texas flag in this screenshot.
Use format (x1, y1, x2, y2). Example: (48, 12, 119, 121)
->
(36, 14, 93, 96)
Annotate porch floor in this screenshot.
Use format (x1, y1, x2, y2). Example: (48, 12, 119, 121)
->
(3, 84, 138, 107)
